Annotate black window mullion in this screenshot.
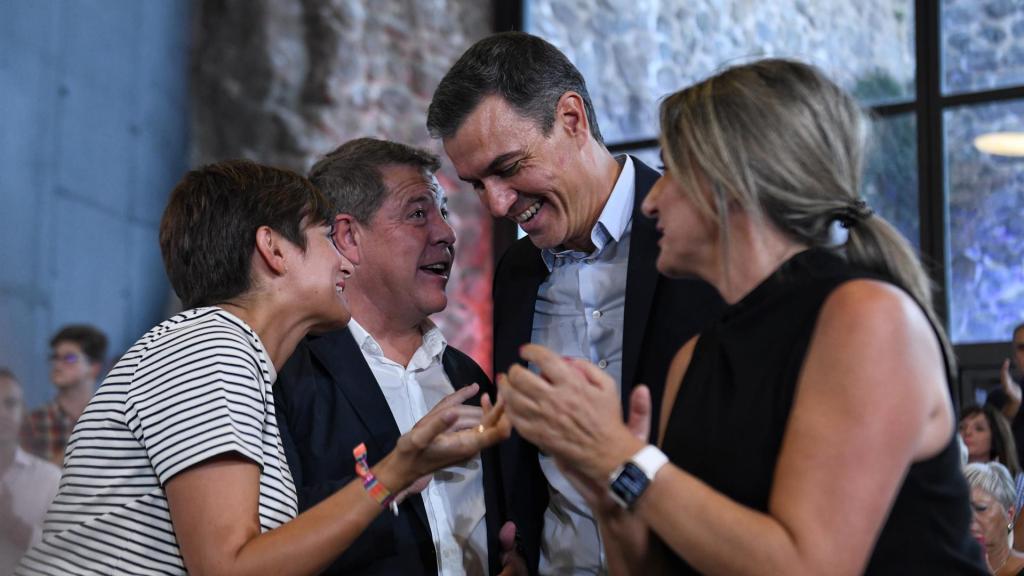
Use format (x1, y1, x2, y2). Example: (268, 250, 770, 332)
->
(916, 0, 947, 326)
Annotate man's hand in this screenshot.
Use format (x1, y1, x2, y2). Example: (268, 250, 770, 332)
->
(1001, 358, 1022, 420)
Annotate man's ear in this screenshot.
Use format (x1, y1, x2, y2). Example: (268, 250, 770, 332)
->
(253, 225, 288, 275)
(555, 91, 590, 143)
(334, 213, 362, 266)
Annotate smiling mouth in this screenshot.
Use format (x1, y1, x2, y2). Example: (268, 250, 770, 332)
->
(420, 261, 451, 279)
(513, 199, 544, 224)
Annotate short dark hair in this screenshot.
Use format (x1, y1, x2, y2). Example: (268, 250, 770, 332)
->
(427, 31, 604, 145)
(50, 325, 108, 364)
(159, 159, 334, 309)
(0, 367, 17, 383)
(309, 138, 441, 224)
(1013, 322, 1024, 339)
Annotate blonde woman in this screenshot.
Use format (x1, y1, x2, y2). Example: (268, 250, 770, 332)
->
(499, 60, 987, 575)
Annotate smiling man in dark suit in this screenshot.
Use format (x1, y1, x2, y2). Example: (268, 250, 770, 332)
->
(427, 32, 724, 575)
(274, 138, 516, 576)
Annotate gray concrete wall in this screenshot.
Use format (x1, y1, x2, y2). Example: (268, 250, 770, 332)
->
(0, 0, 190, 407)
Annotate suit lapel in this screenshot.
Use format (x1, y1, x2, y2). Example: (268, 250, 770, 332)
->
(621, 158, 662, 406)
(500, 249, 548, 376)
(306, 328, 431, 531)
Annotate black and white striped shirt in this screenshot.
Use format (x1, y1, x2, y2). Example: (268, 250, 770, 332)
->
(17, 307, 297, 575)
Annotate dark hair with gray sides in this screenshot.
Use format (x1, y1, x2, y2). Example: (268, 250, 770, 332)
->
(427, 31, 604, 146)
(309, 138, 441, 224)
(659, 58, 954, 375)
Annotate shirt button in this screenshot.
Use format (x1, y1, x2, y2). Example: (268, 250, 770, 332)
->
(598, 359, 608, 369)
(592, 310, 602, 319)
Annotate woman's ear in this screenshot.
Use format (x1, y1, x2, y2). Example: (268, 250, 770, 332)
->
(254, 225, 288, 275)
(334, 213, 361, 266)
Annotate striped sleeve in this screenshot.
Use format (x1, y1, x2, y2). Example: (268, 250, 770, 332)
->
(124, 318, 268, 484)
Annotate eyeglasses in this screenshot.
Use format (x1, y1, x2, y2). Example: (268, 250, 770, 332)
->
(48, 353, 82, 365)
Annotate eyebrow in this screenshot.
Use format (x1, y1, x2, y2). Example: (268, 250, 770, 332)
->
(458, 150, 524, 183)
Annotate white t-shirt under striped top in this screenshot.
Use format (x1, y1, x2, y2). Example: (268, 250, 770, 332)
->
(17, 307, 298, 575)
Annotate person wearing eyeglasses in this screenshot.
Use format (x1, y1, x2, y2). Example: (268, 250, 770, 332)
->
(20, 324, 108, 466)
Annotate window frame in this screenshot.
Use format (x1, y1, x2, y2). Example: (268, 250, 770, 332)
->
(496, 0, 1024, 406)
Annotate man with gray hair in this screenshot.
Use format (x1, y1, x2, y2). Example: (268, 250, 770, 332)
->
(274, 138, 518, 575)
(428, 32, 722, 575)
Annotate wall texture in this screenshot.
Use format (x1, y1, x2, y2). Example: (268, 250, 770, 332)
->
(192, 0, 496, 372)
(0, 0, 190, 407)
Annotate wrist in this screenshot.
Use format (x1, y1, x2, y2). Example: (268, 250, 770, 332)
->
(371, 452, 412, 493)
(608, 445, 669, 510)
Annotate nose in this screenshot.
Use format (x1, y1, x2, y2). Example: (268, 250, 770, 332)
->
(339, 253, 354, 278)
(641, 178, 662, 218)
(433, 214, 457, 247)
(481, 181, 518, 218)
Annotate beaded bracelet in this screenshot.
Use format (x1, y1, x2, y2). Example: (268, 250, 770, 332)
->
(353, 443, 399, 516)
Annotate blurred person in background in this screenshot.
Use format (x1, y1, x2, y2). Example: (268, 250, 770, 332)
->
(961, 403, 1024, 551)
(0, 368, 60, 574)
(21, 324, 108, 466)
(964, 462, 1024, 575)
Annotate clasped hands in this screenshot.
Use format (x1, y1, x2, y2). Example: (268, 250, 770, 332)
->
(497, 344, 650, 510)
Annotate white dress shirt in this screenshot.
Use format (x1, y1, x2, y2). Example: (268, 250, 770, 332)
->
(348, 318, 488, 576)
(1, 447, 61, 574)
(532, 155, 635, 575)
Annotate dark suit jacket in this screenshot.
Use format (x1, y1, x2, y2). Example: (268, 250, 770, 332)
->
(492, 157, 724, 574)
(274, 327, 506, 576)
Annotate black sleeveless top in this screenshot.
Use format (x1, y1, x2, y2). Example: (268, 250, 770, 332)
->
(658, 249, 987, 574)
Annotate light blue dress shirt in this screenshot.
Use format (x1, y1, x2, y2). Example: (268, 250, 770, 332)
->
(532, 155, 634, 576)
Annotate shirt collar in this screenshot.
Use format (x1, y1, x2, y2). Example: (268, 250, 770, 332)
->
(348, 317, 448, 367)
(542, 155, 635, 270)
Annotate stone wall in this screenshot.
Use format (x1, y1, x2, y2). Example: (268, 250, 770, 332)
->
(943, 0, 1024, 93)
(192, 0, 495, 371)
(527, 0, 915, 143)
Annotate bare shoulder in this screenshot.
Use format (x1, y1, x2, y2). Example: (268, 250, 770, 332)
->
(804, 278, 952, 457)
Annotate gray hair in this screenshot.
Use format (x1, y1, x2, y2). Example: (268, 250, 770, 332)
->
(309, 138, 441, 224)
(964, 461, 1016, 511)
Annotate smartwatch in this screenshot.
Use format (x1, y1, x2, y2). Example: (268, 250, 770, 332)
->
(608, 445, 669, 510)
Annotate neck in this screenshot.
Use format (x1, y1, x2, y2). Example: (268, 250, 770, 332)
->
(218, 298, 319, 371)
(564, 147, 622, 252)
(0, 442, 15, 474)
(989, 540, 1011, 574)
(707, 213, 808, 305)
(57, 381, 95, 420)
(347, 290, 425, 367)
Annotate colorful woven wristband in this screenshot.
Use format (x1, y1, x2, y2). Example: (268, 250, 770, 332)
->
(353, 442, 398, 515)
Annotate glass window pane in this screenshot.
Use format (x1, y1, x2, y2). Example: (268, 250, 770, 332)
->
(863, 113, 920, 250)
(526, 0, 915, 144)
(942, 0, 1024, 95)
(945, 99, 1024, 344)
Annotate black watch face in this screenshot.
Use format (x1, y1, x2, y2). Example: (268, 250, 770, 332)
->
(610, 462, 649, 508)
